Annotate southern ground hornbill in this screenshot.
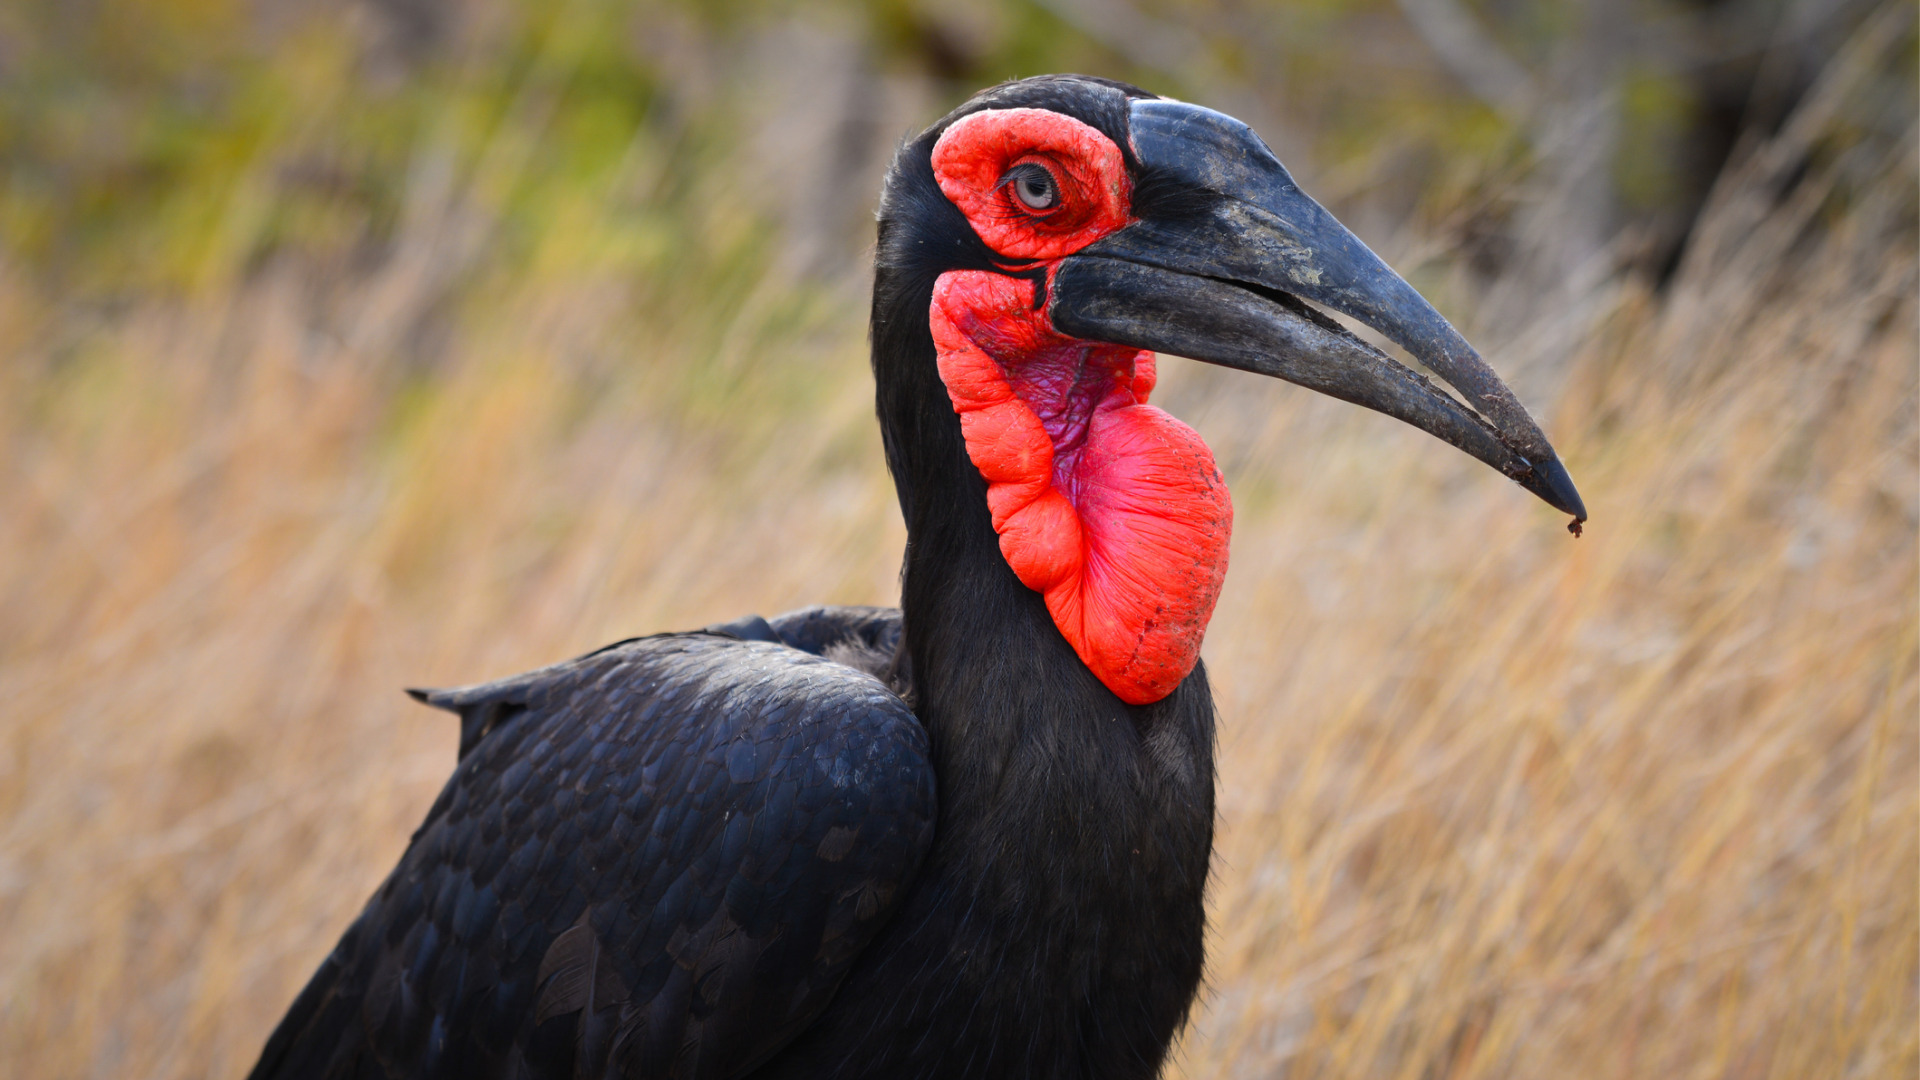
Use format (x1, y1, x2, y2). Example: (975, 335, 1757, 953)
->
(251, 75, 1585, 1080)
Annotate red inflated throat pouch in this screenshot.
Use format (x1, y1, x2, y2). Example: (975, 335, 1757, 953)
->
(931, 271, 1231, 705)
(928, 106, 1233, 704)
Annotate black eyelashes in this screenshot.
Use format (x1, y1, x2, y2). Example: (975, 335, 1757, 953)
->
(999, 162, 1062, 213)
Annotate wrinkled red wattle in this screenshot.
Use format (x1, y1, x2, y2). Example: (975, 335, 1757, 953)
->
(931, 270, 1232, 705)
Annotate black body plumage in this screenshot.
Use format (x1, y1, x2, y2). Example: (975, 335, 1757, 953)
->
(253, 76, 1216, 1080)
(251, 614, 937, 1079)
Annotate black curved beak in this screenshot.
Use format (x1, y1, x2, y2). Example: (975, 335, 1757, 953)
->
(1050, 99, 1586, 529)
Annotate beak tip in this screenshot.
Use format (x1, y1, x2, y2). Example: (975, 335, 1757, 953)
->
(1535, 452, 1588, 527)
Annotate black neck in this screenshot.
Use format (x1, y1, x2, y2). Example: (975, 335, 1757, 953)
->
(754, 107, 1220, 1079)
(866, 141, 1217, 885)
(838, 248, 1217, 1078)
(753, 75, 1221, 1077)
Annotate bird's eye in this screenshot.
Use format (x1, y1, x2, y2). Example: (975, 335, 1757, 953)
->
(1004, 164, 1061, 213)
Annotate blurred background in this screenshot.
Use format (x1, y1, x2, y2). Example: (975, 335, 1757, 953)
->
(0, 0, 1913, 1076)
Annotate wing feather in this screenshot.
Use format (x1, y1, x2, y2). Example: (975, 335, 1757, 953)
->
(251, 621, 933, 1080)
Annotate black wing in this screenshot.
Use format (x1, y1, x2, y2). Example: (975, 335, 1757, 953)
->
(703, 606, 907, 699)
(251, 619, 934, 1080)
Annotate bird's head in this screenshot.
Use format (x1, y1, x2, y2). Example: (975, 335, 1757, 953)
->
(873, 75, 1584, 707)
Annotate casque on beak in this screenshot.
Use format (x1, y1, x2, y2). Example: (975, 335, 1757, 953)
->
(1048, 98, 1587, 531)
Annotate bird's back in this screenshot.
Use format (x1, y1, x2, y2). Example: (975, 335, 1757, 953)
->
(251, 612, 934, 1080)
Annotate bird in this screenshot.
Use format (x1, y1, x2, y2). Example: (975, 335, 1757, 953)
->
(249, 74, 1585, 1080)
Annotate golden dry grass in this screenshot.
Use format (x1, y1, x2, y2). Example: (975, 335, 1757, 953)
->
(2, 25, 1914, 1080)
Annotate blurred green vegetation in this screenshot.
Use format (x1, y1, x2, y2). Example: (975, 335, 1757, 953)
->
(1, 0, 1883, 304)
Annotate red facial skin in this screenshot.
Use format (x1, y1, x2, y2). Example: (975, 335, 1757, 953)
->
(930, 109, 1233, 706)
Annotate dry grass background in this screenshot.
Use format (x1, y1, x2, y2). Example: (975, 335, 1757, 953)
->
(0, 2, 1914, 1078)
